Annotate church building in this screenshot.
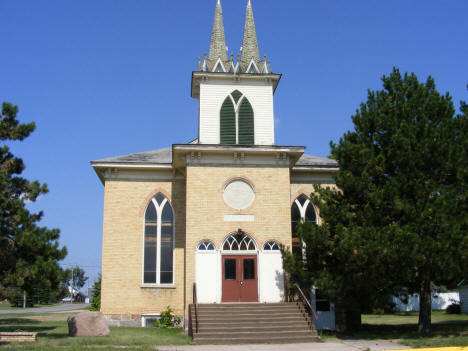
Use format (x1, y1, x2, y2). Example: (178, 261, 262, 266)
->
(91, 0, 338, 331)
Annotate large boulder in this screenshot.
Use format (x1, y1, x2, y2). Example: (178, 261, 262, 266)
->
(67, 311, 110, 337)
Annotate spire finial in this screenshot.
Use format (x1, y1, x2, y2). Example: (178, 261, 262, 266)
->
(241, 0, 260, 64)
(209, 0, 228, 61)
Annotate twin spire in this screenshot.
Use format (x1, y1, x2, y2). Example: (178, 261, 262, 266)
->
(200, 0, 270, 74)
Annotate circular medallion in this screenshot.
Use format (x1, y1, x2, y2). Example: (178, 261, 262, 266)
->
(223, 179, 255, 210)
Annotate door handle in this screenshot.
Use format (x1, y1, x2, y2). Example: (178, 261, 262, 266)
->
(240, 281, 243, 285)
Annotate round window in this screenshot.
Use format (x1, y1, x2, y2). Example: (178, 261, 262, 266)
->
(223, 179, 255, 210)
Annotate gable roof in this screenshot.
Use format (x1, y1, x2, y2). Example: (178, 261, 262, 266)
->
(91, 145, 338, 169)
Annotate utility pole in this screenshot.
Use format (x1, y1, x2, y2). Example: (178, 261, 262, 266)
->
(70, 263, 74, 303)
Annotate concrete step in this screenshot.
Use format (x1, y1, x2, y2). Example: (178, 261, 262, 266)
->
(191, 315, 308, 324)
(190, 302, 318, 344)
(195, 330, 317, 339)
(198, 320, 310, 328)
(195, 307, 301, 314)
(197, 303, 299, 309)
(197, 303, 297, 307)
(197, 325, 311, 333)
(193, 311, 305, 317)
(193, 335, 319, 345)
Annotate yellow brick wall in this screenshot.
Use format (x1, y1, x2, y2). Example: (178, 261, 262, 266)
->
(99, 167, 336, 320)
(184, 165, 293, 312)
(101, 179, 186, 317)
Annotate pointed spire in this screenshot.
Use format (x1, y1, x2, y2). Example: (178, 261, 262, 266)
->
(209, 0, 228, 61)
(241, 0, 260, 63)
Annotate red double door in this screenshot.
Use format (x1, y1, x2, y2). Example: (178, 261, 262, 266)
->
(222, 255, 258, 302)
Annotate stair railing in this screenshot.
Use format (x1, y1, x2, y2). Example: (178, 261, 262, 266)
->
(193, 282, 199, 334)
(295, 283, 318, 324)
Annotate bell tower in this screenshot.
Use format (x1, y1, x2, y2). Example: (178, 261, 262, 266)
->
(191, 0, 281, 146)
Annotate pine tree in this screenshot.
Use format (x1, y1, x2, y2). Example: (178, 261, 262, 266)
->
(0, 102, 67, 306)
(283, 70, 468, 333)
(90, 274, 101, 311)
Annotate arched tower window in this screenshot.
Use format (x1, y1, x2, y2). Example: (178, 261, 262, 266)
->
(220, 90, 254, 145)
(291, 195, 317, 256)
(143, 193, 174, 284)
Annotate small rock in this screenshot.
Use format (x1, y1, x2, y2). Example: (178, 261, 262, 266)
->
(67, 311, 110, 337)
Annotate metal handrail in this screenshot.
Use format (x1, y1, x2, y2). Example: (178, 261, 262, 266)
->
(193, 282, 199, 334)
(295, 283, 318, 321)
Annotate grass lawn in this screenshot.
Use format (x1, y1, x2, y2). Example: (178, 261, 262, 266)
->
(319, 311, 468, 348)
(0, 313, 191, 350)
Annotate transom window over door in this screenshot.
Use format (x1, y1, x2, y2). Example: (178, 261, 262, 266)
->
(220, 90, 254, 145)
(222, 230, 257, 252)
(144, 193, 174, 284)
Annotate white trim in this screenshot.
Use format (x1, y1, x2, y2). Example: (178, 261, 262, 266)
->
(224, 214, 254, 222)
(92, 163, 172, 169)
(246, 59, 260, 74)
(202, 60, 209, 72)
(140, 284, 176, 289)
(141, 313, 160, 327)
(294, 196, 318, 224)
(212, 58, 226, 73)
(221, 250, 258, 255)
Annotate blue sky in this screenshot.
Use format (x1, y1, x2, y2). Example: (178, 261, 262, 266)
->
(1, 0, 467, 288)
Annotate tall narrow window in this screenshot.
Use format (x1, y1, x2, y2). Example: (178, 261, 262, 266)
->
(220, 90, 254, 145)
(291, 195, 317, 257)
(144, 194, 174, 284)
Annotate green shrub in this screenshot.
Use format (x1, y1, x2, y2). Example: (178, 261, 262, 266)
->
(153, 306, 181, 328)
(446, 303, 461, 314)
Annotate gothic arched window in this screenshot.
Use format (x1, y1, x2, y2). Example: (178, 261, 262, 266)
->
(220, 90, 254, 145)
(222, 231, 257, 251)
(197, 241, 216, 251)
(143, 193, 174, 284)
(291, 195, 317, 256)
(263, 241, 280, 251)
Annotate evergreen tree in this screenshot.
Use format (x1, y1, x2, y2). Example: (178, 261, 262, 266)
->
(0, 102, 67, 306)
(283, 70, 468, 333)
(90, 274, 101, 311)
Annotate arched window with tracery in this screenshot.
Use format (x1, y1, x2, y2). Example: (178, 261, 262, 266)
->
(291, 194, 317, 256)
(220, 90, 254, 145)
(222, 230, 257, 252)
(263, 241, 280, 251)
(143, 193, 174, 284)
(197, 240, 216, 251)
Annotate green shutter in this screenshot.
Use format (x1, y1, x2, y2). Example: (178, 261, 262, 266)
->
(238, 98, 254, 145)
(231, 90, 242, 104)
(220, 97, 236, 144)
